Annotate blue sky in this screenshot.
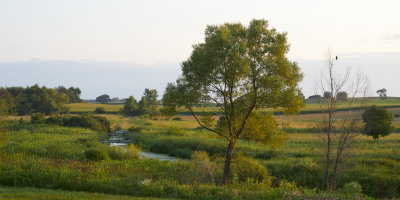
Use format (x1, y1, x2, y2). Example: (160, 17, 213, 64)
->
(0, 0, 399, 99)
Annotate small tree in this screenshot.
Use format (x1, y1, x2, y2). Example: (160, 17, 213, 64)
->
(0, 98, 8, 130)
(376, 88, 387, 99)
(316, 50, 369, 191)
(162, 19, 303, 184)
(323, 91, 332, 98)
(122, 96, 139, 116)
(138, 89, 158, 117)
(96, 94, 111, 104)
(94, 107, 106, 114)
(362, 105, 393, 139)
(337, 91, 348, 101)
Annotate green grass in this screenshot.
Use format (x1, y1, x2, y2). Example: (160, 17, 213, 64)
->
(3, 102, 400, 199)
(66, 103, 122, 112)
(0, 186, 170, 200)
(65, 97, 400, 115)
(124, 116, 400, 199)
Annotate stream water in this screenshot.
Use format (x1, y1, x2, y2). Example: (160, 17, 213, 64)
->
(100, 134, 179, 161)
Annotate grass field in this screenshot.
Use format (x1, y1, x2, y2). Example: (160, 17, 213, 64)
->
(66, 97, 400, 115)
(66, 103, 123, 112)
(2, 97, 399, 199)
(0, 186, 170, 200)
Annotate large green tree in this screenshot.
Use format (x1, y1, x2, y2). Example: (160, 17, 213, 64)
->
(96, 94, 111, 104)
(362, 105, 394, 139)
(16, 84, 68, 115)
(122, 96, 139, 116)
(162, 19, 303, 184)
(138, 89, 158, 117)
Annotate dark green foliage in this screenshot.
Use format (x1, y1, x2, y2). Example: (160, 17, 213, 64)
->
(323, 91, 332, 98)
(0, 88, 16, 114)
(172, 117, 182, 121)
(94, 107, 106, 114)
(122, 96, 139, 116)
(96, 94, 111, 104)
(362, 105, 394, 139)
(377, 88, 387, 99)
(1, 85, 81, 115)
(56, 86, 83, 103)
(308, 95, 321, 99)
(138, 89, 159, 117)
(337, 91, 348, 100)
(16, 84, 69, 115)
(45, 115, 111, 132)
(30, 113, 46, 124)
(84, 148, 109, 161)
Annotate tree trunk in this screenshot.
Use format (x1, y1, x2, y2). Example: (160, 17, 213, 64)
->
(324, 135, 331, 190)
(222, 141, 235, 185)
(332, 149, 342, 190)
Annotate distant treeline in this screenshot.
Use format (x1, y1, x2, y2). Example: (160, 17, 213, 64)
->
(0, 84, 83, 115)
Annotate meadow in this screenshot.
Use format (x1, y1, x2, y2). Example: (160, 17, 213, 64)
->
(1, 98, 399, 199)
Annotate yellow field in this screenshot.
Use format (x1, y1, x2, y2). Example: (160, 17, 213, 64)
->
(66, 103, 123, 112)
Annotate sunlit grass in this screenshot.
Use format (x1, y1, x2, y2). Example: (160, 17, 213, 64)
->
(66, 103, 122, 112)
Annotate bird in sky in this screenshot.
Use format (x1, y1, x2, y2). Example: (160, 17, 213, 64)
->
(336, 56, 338, 60)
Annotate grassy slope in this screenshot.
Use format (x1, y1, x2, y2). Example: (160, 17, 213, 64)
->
(0, 186, 169, 200)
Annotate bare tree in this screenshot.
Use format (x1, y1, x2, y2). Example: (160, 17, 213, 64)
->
(316, 50, 369, 191)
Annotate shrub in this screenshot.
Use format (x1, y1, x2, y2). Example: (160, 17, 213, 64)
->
(172, 117, 182, 121)
(30, 113, 46, 124)
(128, 125, 145, 133)
(167, 126, 185, 136)
(94, 107, 106, 114)
(84, 148, 109, 161)
(108, 144, 139, 160)
(338, 181, 363, 195)
(45, 116, 63, 124)
(230, 154, 272, 183)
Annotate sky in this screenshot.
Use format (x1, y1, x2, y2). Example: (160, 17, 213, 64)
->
(0, 0, 399, 99)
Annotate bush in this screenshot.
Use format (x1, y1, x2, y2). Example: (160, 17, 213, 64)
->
(167, 126, 185, 136)
(172, 117, 182, 121)
(108, 144, 139, 160)
(84, 148, 109, 161)
(45, 114, 111, 132)
(338, 181, 363, 195)
(128, 125, 145, 133)
(30, 113, 46, 124)
(94, 107, 106, 114)
(230, 154, 272, 183)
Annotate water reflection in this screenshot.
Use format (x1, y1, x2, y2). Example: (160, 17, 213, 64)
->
(102, 133, 180, 161)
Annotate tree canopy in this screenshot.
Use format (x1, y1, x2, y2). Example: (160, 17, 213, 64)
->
(138, 89, 158, 117)
(122, 96, 139, 116)
(162, 19, 303, 184)
(362, 105, 394, 139)
(16, 84, 69, 115)
(96, 94, 111, 104)
(376, 88, 387, 99)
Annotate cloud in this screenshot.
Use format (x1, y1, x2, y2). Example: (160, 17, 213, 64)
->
(384, 33, 400, 40)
